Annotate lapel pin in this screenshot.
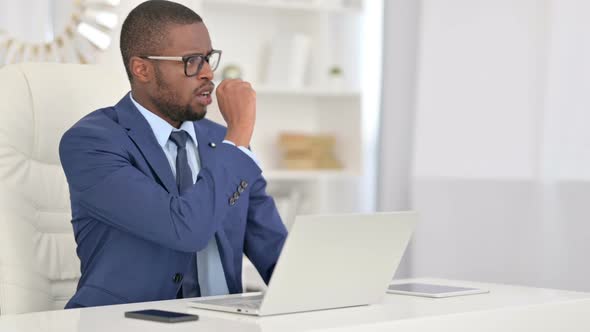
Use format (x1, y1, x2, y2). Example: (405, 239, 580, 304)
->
(209, 142, 217, 148)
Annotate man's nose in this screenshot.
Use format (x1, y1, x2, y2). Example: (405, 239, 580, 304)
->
(198, 61, 214, 81)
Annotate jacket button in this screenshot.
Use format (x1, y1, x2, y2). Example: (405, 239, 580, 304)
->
(229, 197, 236, 206)
(240, 180, 248, 189)
(173, 273, 183, 283)
(233, 192, 240, 200)
(237, 185, 244, 193)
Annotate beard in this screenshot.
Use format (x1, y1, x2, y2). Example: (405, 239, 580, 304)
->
(151, 66, 207, 123)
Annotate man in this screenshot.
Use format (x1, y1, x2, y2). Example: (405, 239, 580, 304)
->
(59, 0, 287, 308)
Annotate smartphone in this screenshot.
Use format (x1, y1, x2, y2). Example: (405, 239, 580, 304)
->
(124, 309, 199, 323)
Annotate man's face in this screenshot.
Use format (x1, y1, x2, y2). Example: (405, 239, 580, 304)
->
(148, 22, 214, 123)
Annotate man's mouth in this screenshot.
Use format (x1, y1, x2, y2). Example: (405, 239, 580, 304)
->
(195, 86, 213, 106)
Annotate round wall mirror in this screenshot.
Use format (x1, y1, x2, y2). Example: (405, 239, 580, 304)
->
(0, 0, 120, 65)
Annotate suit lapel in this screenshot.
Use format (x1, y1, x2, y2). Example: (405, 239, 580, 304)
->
(116, 94, 179, 195)
(193, 120, 214, 171)
(193, 121, 241, 290)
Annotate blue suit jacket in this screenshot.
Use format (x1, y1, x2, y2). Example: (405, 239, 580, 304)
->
(59, 93, 287, 308)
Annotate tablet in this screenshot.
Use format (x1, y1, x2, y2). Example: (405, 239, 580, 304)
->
(387, 282, 489, 298)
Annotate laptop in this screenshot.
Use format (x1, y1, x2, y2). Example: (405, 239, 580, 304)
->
(188, 211, 416, 316)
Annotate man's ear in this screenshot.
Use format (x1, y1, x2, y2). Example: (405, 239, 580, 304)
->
(129, 56, 152, 83)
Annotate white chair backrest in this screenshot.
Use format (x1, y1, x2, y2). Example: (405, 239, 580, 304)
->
(0, 63, 129, 315)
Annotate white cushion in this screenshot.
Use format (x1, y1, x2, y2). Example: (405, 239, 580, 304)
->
(0, 63, 129, 315)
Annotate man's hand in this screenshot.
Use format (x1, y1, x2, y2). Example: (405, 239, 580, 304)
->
(216, 79, 256, 147)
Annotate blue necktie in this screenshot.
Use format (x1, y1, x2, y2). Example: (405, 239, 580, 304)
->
(169, 131, 201, 298)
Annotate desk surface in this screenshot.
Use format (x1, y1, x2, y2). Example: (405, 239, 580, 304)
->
(1, 278, 590, 332)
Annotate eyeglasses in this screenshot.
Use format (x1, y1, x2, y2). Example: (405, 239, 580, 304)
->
(139, 50, 222, 77)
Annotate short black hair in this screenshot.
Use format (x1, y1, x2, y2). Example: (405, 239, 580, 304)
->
(120, 0, 203, 83)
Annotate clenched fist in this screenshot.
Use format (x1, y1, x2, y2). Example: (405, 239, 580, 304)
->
(215, 79, 256, 147)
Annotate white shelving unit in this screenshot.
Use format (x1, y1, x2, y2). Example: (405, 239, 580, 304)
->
(193, 0, 382, 291)
(200, 0, 364, 185)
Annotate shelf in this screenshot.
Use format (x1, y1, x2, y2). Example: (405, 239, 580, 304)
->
(263, 170, 359, 181)
(210, 79, 361, 98)
(202, 0, 362, 13)
(255, 85, 361, 98)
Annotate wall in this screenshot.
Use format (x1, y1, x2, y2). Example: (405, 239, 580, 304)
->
(407, 0, 590, 291)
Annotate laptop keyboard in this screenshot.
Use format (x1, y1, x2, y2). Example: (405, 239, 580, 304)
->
(197, 294, 264, 309)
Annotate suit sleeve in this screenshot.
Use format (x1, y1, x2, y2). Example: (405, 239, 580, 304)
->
(243, 175, 288, 283)
(59, 124, 261, 253)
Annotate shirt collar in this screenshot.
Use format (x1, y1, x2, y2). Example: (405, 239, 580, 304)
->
(130, 93, 198, 148)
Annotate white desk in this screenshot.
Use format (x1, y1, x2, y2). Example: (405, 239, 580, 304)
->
(1, 278, 589, 332)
